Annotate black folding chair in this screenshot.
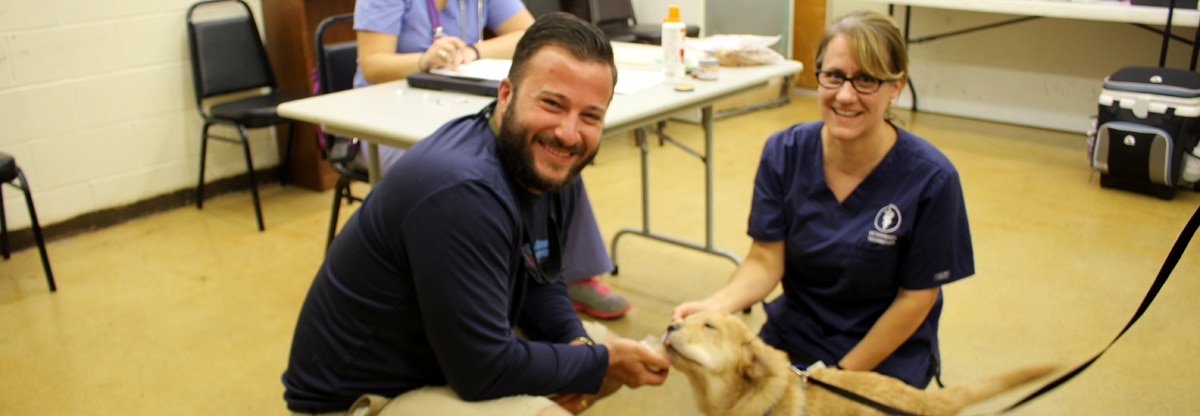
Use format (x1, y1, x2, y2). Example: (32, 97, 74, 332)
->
(186, 0, 309, 231)
(0, 152, 55, 292)
(586, 0, 699, 44)
(315, 13, 370, 251)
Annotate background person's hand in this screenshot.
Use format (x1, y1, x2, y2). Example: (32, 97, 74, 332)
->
(419, 36, 468, 71)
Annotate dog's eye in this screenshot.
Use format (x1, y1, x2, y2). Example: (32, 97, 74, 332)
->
(703, 323, 717, 331)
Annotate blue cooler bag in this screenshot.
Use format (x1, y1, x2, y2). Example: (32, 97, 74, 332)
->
(1092, 66, 1200, 199)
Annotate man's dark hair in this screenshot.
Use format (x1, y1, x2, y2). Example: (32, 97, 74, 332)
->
(508, 12, 617, 91)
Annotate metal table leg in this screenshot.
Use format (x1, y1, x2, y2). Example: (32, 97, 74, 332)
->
(610, 105, 742, 274)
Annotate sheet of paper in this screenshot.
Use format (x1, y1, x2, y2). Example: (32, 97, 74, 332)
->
(431, 58, 510, 81)
(432, 58, 664, 95)
(614, 69, 664, 95)
(615, 48, 658, 68)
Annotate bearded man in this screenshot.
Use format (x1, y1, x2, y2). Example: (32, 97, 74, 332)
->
(282, 12, 669, 416)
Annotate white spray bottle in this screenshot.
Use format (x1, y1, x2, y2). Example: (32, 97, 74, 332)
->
(661, 5, 686, 84)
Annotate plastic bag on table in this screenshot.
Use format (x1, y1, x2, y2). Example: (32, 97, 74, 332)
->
(685, 34, 785, 66)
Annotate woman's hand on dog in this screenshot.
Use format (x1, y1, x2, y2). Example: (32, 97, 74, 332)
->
(604, 338, 671, 388)
(672, 301, 717, 321)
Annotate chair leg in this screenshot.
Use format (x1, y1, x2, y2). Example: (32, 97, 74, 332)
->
(656, 120, 668, 146)
(197, 122, 211, 210)
(326, 174, 350, 252)
(238, 125, 265, 232)
(279, 122, 296, 187)
(16, 169, 54, 292)
(0, 185, 8, 260)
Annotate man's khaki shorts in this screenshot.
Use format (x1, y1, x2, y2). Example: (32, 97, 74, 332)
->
(290, 321, 610, 416)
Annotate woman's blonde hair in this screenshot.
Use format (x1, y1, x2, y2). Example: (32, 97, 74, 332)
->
(815, 10, 907, 82)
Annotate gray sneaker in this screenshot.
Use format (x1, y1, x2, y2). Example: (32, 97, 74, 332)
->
(568, 278, 631, 319)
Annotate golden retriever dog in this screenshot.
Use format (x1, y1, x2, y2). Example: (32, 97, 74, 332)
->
(661, 311, 1056, 416)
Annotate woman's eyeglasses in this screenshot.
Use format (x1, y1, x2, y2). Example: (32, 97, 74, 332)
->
(815, 70, 894, 94)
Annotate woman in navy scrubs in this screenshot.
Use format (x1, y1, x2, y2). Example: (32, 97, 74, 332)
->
(673, 10, 974, 388)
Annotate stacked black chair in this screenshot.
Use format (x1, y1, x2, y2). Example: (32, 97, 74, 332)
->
(523, 0, 562, 17)
(0, 152, 55, 292)
(585, 0, 699, 44)
(315, 13, 370, 252)
(186, 0, 309, 231)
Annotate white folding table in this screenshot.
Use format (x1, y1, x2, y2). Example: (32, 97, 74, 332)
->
(278, 42, 803, 271)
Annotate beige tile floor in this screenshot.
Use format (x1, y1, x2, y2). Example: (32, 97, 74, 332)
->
(2, 91, 1198, 415)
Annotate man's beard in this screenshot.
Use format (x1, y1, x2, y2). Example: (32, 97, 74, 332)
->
(496, 102, 597, 194)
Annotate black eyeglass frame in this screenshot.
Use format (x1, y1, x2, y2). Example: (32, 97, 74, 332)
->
(814, 70, 896, 94)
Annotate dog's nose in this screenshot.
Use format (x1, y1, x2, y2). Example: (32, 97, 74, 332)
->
(667, 323, 679, 333)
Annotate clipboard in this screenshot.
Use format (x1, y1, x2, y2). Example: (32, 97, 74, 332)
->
(406, 72, 500, 97)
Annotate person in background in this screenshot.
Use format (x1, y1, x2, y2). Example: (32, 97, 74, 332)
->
(284, 13, 668, 416)
(353, 0, 629, 319)
(672, 10, 974, 388)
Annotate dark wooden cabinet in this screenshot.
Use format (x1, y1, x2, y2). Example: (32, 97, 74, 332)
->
(261, 0, 356, 191)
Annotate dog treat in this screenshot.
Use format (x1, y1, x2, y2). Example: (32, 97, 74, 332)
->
(640, 334, 666, 372)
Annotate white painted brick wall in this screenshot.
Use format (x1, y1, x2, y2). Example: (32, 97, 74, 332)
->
(3, 0, 1177, 232)
(831, 0, 1195, 134)
(0, 0, 279, 230)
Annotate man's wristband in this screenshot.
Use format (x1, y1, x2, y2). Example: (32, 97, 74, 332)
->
(571, 336, 595, 346)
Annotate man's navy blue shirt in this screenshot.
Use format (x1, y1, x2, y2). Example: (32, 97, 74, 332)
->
(283, 110, 607, 413)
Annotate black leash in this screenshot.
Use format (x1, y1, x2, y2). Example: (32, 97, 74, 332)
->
(1003, 202, 1200, 412)
(793, 365, 922, 416)
(793, 203, 1200, 415)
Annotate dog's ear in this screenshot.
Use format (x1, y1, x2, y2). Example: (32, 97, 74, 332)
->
(740, 338, 778, 382)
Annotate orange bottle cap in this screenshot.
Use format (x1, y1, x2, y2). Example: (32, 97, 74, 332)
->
(664, 5, 681, 22)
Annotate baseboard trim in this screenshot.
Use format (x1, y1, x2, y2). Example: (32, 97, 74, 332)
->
(1, 168, 284, 255)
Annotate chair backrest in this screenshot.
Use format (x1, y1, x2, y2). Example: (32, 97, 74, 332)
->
(559, 0, 590, 21)
(315, 14, 360, 165)
(315, 14, 357, 95)
(186, 0, 276, 103)
(588, 0, 637, 29)
(523, 0, 562, 18)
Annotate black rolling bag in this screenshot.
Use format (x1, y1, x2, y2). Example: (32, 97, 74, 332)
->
(1090, 66, 1200, 199)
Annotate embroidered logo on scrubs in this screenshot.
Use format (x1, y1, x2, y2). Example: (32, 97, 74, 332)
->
(868, 204, 901, 246)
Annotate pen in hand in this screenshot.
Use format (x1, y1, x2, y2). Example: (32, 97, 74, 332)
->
(426, 34, 471, 71)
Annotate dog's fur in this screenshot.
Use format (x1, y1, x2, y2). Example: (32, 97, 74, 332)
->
(661, 311, 1056, 416)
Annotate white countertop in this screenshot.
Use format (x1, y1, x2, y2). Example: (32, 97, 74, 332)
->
(873, 0, 1200, 27)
